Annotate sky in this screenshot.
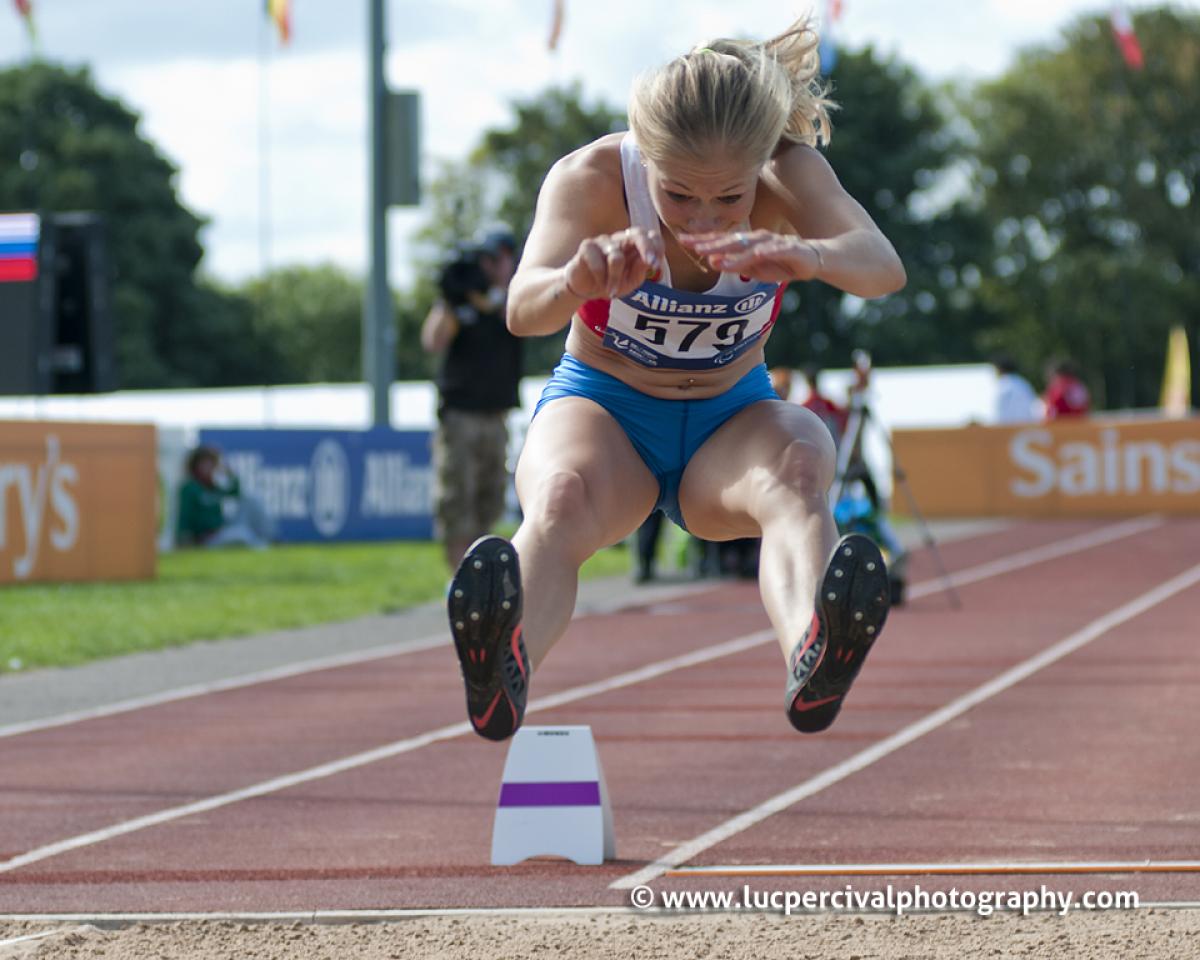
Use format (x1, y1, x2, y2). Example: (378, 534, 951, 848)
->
(0, 0, 1184, 289)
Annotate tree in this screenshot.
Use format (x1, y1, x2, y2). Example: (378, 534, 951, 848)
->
(240, 265, 363, 383)
(969, 7, 1199, 408)
(765, 47, 996, 373)
(0, 62, 239, 388)
(174, 279, 284, 387)
(476, 84, 627, 244)
(416, 84, 625, 373)
(231, 264, 435, 384)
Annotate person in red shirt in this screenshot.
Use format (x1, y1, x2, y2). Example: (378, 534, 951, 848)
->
(800, 362, 849, 444)
(1043, 359, 1091, 420)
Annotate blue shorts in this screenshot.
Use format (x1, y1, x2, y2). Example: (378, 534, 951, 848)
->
(533, 354, 777, 530)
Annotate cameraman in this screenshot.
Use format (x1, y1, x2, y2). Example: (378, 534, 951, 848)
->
(421, 227, 522, 569)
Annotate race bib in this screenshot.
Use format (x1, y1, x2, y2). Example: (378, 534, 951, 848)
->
(603, 279, 780, 370)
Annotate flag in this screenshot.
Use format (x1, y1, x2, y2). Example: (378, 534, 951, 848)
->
(0, 212, 40, 284)
(1160, 325, 1191, 418)
(12, 0, 35, 42)
(1110, 5, 1144, 70)
(547, 0, 564, 52)
(818, 0, 843, 74)
(266, 0, 291, 46)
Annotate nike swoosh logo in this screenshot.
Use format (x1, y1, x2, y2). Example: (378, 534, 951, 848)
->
(790, 694, 841, 712)
(471, 691, 502, 729)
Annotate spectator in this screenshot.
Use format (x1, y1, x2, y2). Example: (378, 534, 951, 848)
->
(799, 362, 849, 444)
(421, 227, 523, 569)
(768, 366, 793, 401)
(176, 446, 272, 549)
(991, 354, 1040, 425)
(1043, 359, 1091, 420)
(633, 510, 664, 583)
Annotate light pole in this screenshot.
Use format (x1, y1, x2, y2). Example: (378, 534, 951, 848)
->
(364, 0, 395, 427)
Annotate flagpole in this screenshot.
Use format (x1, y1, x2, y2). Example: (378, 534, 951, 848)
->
(258, 6, 273, 337)
(14, 0, 37, 60)
(1109, 9, 1139, 409)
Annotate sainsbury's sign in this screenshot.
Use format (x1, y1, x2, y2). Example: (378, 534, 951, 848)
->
(0, 421, 156, 583)
(891, 416, 1200, 517)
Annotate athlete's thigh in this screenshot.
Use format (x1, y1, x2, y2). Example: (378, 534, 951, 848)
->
(515, 396, 659, 548)
(678, 399, 836, 540)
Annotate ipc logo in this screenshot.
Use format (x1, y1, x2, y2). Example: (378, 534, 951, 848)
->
(310, 438, 350, 537)
(734, 292, 768, 313)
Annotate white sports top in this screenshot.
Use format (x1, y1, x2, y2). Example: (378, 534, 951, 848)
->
(577, 135, 783, 371)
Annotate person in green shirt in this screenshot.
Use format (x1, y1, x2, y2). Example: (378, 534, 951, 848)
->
(176, 446, 271, 548)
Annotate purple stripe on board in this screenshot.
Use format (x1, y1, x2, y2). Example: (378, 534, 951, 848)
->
(498, 780, 601, 807)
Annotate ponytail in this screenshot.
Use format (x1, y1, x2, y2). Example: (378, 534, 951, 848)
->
(764, 18, 835, 147)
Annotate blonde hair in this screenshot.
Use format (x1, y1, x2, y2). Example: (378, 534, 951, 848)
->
(627, 18, 834, 168)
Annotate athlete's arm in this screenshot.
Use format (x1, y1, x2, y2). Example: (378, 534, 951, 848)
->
(507, 142, 664, 337)
(772, 144, 905, 297)
(684, 144, 906, 299)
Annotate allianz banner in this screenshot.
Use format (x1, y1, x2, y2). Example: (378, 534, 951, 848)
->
(197, 428, 434, 541)
(0, 421, 157, 583)
(892, 416, 1200, 517)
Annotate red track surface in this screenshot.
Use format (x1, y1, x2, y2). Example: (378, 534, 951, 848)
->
(1, 518, 1198, 913)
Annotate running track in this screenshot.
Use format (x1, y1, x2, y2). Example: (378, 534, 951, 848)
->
(1, 516, 1198, 915)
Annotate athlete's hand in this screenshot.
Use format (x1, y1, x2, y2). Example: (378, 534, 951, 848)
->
(562, 227, 665, 301)
(680, 230, 824, 284)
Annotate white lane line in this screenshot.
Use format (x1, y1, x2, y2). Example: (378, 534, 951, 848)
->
(905, 514, 1162, 600)
(611, 559, 1200, 890)
(0, 635, 446, 740)
(0, 909, 627, 925)
(0, 516, 1158, 741)
(0, 516, 1168, 875)
(0, 928, 68, 948)
(0, 518, 1157, 744)
(0, 583, 715, 741)
(2, 902, 1199, 923)
(0, 632, 772, 876)
(666, 860, 1200, 877)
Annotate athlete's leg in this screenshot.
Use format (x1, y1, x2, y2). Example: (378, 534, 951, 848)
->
(678, 399, 838, 660)
(512, 396, 659, 668)
(678, 400, 889, 732)
(450, 395, 659, 741)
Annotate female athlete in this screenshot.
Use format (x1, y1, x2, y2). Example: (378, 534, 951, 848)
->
(448, 18, 906, 742)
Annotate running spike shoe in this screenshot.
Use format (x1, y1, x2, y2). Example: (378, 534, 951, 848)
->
(449, 535, 530, 742)
(785, 533, 890, 733)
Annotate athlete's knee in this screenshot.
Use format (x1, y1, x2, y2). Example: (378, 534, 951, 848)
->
(761, 437, 836, 506)
(523, 469, 596, 536)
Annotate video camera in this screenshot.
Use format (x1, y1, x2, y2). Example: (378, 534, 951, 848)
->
(438, 244, 492, 309)
(438, 227, 517, 309)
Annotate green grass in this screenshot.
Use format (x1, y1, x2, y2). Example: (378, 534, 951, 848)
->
(0, 540, 632, 673)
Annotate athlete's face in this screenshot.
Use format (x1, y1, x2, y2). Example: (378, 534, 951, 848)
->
(645, 147, 760, 238)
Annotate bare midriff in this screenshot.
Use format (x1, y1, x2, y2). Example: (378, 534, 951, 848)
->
(565, 318, 767, 399)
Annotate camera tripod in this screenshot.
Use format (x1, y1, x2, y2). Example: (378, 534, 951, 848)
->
(829, 391, 962, 609)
